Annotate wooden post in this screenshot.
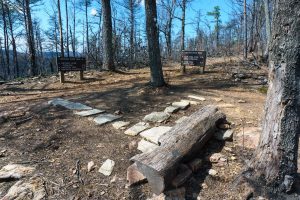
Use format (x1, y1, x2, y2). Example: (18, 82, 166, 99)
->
(79, 70, 84, 80)
(60, 71, 65, 83)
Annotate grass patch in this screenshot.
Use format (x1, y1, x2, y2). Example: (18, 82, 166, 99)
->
(258, 86, 268, 94)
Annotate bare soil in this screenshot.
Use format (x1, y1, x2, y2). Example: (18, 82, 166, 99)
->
(0, 57, 277, 199)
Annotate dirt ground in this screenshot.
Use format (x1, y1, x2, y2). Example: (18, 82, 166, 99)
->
(0, 57, 281, 199)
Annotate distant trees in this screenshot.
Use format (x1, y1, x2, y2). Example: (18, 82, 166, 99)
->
(145, 0, 165, 87)
(207, 6, 221, 48)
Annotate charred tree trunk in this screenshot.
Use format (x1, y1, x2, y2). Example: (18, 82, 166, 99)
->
(145, 0, 165, 87)
(101, 0, 114, 71)
(243, 0, 300, 193)
(1, 0, 9, 77)
(180, 0, 186, 73)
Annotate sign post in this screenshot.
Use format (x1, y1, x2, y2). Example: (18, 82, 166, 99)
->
(56, 57, 86, 83)
(181, 51, 207, 73)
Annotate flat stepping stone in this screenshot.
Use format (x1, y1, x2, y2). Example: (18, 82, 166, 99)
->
(172, 101, 190, 110)
(140, 126, 172, 145)
(164, 106, 180, 114)
(188, 95, 206, 101)
(112, 121, 130, 130)
(143, 112, 170, 123)
(138, 139, 159, 153)
(180, 99, 199, 105)
(98, 159, 115, 176)
(75, 109, 105, 117)
(48, 98, 92, 110)
(125, 122, 150, 136)
(175, 116, 189, 124)
(93, 114, 121, 125)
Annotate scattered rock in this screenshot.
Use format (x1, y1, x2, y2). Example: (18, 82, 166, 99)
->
(213, 98, 223, 102)
(127, 163, 146, 186)
(128, 140, 138, 151)
(140, 126, 172, 145)
(137, 139, 158, 153)
(164, 106, 180, 114)
(93, 114, 121, 125)
(112, 121, 130, 130)
(188, 95, 206, 101)
(143, 112, 170, 123)
(75, 109, 105, 117)
(48, 98, 92, 110)
(209, 153, 227, 166)
(99, 159, 115, 176)
(114, 110, 122, 115)
(171, 101, 190, 110)
(214, 129, 233, 141)
(201, 183, 208, 189)
(238, 100, 246, 103)
(180, 99, 199, 105)
(208, 169, 218, 176)
(224, 147, 232, 152)
(0, 164, 35, 180)
(87, 161, 95, 172)
(1, 177, 46, 200)
(188, 159, 203, 172)
(230, 156, 237, 161)
(175, 116, 189, 124)
(236, 127, 261, 149)
(124, 122, 150, 136)
(217, 103, 235, 108)
(110, 175, 117, 183)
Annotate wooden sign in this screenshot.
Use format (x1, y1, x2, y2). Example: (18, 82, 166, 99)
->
(181, 51, 206, 67)
(56, 57, 86, 72)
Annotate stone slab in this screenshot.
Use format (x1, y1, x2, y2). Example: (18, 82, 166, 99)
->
(137, 139, 159, 153)
(48, 98, 92, 110)
(75, 109, 105, 117)
(180, 99, 199, 105)
(175, 116, 189, 124)
(172, 101, 190, 110)
(125, 122, 150, 136)
(93, 114, 121, 125)
(140, 126, 172, 145)
(188, 95, 206, 101)
(164, 106, 180, 114)
(0, 164, 35, 180)
(143, 112, 170, 123)
(99, 159, 115, 176)
(112, 121, 130, 130)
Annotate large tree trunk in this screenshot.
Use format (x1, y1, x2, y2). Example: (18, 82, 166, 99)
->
(131, 106, 226, 194)
(57, 0, 64, 57)
(244, 0, 300, 193)
(101, 0, 114, 71)
(1, 0, 9, 77)
(129, 0, 134, 67)
(65, 0, 70, 57)
(145, 0, 165, 87)
(243, 0, 248, 59)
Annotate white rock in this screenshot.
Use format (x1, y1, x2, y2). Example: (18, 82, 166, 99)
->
(75, 109, 105, 117)
(217, 103, 235, 108)
(175, 116, 189, 124)
(112, 121, 130, 130)
(238, 100, 246, 103)
(140, 126, 172, 145)
(188, 95, 206, 101)
(138, 139, 159, 153)
(0, 164, 35, 180)
(214, 130, 234, 141)
(180, 99, 199, 105)
(208, 169, 217, 176)
(143, 112, 170, 123)
(171, 101, 190, 110)
(99, 159, 115, 176)
(164, 106, 180, 114)
(87, 161, 95, 172)
(93, 114, 121, 125)
(125, 122, 150, 136)
(213, 98, 223, 102)
(48, 98, 92, 110)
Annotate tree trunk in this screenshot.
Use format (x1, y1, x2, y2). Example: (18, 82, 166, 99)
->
(129, 0, 134, 67)
(180, 0, 186, 73)
(244, 0, 300, 193)
(243, 0, 248, 59)
(24, 0, 37, 76)
(1, 0, 9, 77)
(101, 0, 114, 71)
(65, 0, 70, 57)
(6, 4, 19, 77)
(145, 0, 165, 87)
(85, 0, 89, 55)
(131, 106, 226, 194)
(263, 0, 271, 58)
(57, 0, 64, 57)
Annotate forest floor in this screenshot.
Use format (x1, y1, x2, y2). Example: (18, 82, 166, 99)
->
(0, 56, 294, 200)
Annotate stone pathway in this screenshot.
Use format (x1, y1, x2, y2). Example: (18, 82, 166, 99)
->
(48, 98, 92, 110)
(125, 122, 150, 136)
(75, 109, 105, 117)
(93, 114, 122, 125)
(140, 126, 172, 145)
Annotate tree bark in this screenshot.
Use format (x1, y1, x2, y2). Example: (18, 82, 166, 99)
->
(131, 106, 226, 194)
(180, 0, 186, 73)
(244, 0, 300, 193)
(145, 0, 165, 87)
(243, 0, 248, 59)
(65, 0, 70, 57)
(263, 0, 271, 58)
(1, 0, 9, 77)
(57, 0, 64, 57)
(101, 0, 114, 71)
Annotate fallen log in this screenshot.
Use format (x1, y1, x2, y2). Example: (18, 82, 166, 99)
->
(131, 105, 226, 194)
